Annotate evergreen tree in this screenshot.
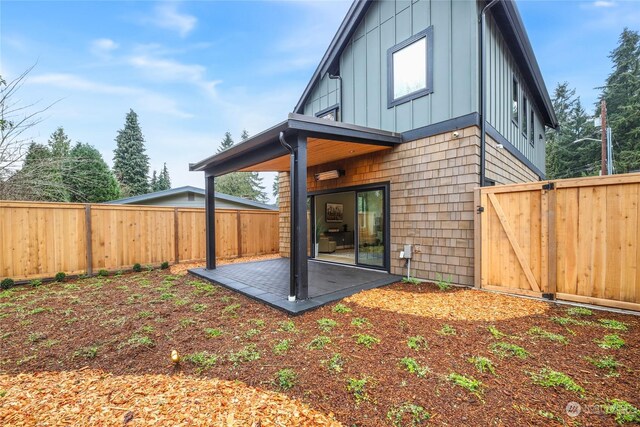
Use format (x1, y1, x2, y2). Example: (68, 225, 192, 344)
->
(156, 163, 171, 191)
(214, 131, 267, 202)
(64, 143, 121, 202)
(240, 129, 249, 141)
(546, 83, 599, 178)
(599, 28, 640, 173)
(217, 132, 234, 153)
(48, 127, 71, 158)
(150, 170, 158, 191)
(272, 177, 279, 205)
(11, 142, 70, 201)
(113, 109, 150, 196)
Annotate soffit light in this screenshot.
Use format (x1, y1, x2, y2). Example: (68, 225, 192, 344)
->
(315, 169, 344, 181)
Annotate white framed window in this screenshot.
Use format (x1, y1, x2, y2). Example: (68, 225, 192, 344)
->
(387, 27, 433, 108)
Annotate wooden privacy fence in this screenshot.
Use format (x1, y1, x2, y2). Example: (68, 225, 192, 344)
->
(475, 173, 640, 311)
(0, 201, 279, 281)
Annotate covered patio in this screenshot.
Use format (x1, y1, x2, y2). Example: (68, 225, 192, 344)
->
(189, 113, 403, 312)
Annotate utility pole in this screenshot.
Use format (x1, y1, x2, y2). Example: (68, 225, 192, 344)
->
(601, 100, 608, 176)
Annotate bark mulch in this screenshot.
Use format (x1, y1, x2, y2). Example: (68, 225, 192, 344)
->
(1, 268, 639, 426)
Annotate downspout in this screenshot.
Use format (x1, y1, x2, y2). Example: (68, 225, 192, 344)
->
(479, 0, 499, 187)
(279, 131, 296, 302)
(328, 73, 342, 120)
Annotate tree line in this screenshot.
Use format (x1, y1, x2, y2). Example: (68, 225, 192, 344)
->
(546, 28, 640, 178)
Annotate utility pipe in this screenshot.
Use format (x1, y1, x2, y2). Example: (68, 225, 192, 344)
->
(279, 131, 296, 301)
(479, 0, 499, 187)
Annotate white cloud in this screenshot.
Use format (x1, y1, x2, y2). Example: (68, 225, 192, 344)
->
(90, 38, 119, 58)
(143, 2, 196, 37)
(593, 1, 615, 7)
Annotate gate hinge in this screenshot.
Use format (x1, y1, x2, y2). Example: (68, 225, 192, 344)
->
(476, 206, 485, 214)
(542, 182, 555, 190)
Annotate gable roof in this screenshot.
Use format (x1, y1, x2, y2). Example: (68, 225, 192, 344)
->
(293, 0, 557, 128)
(105, 186, 277, 210)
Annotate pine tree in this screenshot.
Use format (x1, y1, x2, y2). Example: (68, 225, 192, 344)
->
(113, 109, 150, 196)
(157, 163, 171, 191)
(218, 132, 234, 153)
(64, 143, 121, 202)
(272, 177, 279, 205)
(240, 129, 250, 141)
(48, 127, 71, 158)
(599, 28, 640, 173)
(150, 170, 158, 191)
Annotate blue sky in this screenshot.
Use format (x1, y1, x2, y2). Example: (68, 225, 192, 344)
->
(2, 0, 639, 201)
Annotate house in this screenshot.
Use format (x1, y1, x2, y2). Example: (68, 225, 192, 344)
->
(190, 0, 557, 312)
(105, 186, 276, 211)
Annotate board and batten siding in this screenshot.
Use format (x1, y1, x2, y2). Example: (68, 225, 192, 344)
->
(303, 0, 478, 133)
(484, 13, 546, 174)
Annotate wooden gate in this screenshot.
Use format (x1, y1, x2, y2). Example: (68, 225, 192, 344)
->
(476, 173, 640, 311)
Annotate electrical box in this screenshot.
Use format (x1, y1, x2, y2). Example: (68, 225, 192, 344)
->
(402, 245, 413, 259)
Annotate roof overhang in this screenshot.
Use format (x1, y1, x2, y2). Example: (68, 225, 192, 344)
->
(189, 113, 402, 176)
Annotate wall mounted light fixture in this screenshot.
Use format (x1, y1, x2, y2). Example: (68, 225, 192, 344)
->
(315, 169, 345, 181)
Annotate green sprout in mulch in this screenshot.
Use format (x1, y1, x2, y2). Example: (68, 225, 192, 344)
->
(275, 368, 297, 390)
(278, 320, 296, 332)
(399, 357, 429, 378)
(244, 328, 261, 339)
(407, 335, 428, 351)
(307, 335, 331, 350)
(227, 344, 260, 366)
(438, 324, 456, 336)
(159, 292, 175, 301)
(347, 376, 373, 403)
(402, 277, 421, 285)
(529, 368, 584, 395)
(447, 372, 483, 397)
(27, 332, 46, 343)
(73, 345, 99, 359)
(192, 303, 208, 313)
(355, 333, 380, 348)
(567, 307, 593, 316)
(204, 328, 223, 338)
(528, 326, 569, 344)
(317, 318, 338, 332)
(598, 319, 628, 331)
(323, 353, 345, 373)
(332, 303, 352, 313)
(179, 318, 196, 328)
(249, 319, 265, 329)
(184, 351, 218, 372)
(120, 334, 155, 349)
(55, 272, 66, 282)
(491, 342, 529, 359)
(29, 279, 43, 288)
(596, 334, 625, 349)
(487, 325, 507, 339)
(351, 317, 372, 329)
(137, 310, 153, 319)
(189, 280, 218, 295)
(585, 355, 620, 377)
(601, 399, 640, 425)
(468, 356, 497, 375)
(222, 303, 241, 317)
(273, 339, 291, 354)
(386, 402, 431, 426)
(434, 273, 452, 291)
(550, 316, 593, 326)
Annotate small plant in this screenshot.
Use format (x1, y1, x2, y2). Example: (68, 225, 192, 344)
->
(0, 390, 6, 398)
(204, 328, 223, 338)
(189, 281, 217, 295)
(402, 277, 421, 285)
(550, 316, 592, 326)
(55, 272, 66, 282)
(97, 269, 109, 277)
(73, 345, 99, 359)
(30, 279, 42, 288)
(399, 357, 429, 377)
(137, 310, 153, 319)
(407, 335, 428, 351)
(123, 334, 155, 348)
(160, 261, 170, 269)
(601, 399, 640, 424)
(132, 263, 142, 272)
(140, 325, 154, 334)
(386, 403, 431, 427)
(250, 319, 265, 328)
(145, 264, 154, 272)
(529, 368, 585, 395)
(468, 356, 496, 375)
(160, 292, 175, 301)
(0, 278, 14, 290)
(438, 324, 456, 336)
(596, 334, 625, 349)
(179, 318, 196, 328)
(192, 303, 208, 313)
(355, 333, 380, 348)
(275, 368, 297, 390)
(273, 339, 291, 354)
(435, 273, 452, 291)
(307, 335, 331, 350)
(317, 318, 338, 332)
(278, 320, 296, 332)
(487, 325, 506, 339)
(598, 319, 628, 331)
(491, 342, 529, 359)
(567, 307, 592, 316)
(324, 353, 345, 373)
(351, 317, 372, 328)
(332, 303, 352, 313)
(28, 332, 46, 343)
(347, 376, 372, 403)
(585, 355, 620, 376)
(244, 328, 261, 339)
(448, 372, 483, 397)
(228, 344, 260, 365)
(222, 303, 241, 317)
(184, 351, 218, 371)
(528, 326, 568, 344)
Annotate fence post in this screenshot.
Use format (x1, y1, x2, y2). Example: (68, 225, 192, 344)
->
(547, 186, 557, 298)
(85, 204, 93, 276)
(236, 211, 243, 258)
(174, 208, 180, 264)
(474, 188, 482, 289)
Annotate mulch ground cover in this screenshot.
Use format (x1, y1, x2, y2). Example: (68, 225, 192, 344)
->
(1, 266, 639, 426)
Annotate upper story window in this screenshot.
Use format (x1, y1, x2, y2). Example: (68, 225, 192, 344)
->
(512, 77, 519, 126)
(387, 27, 433, 108)
(316, 104, 339, 121)
(522, 95, 528, 139)
(530, 109, 535, 147)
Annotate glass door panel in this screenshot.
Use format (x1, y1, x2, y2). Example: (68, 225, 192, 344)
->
(356, 189, 385, 267)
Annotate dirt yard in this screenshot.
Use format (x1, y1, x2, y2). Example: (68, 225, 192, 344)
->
(1, 266, 639, 426)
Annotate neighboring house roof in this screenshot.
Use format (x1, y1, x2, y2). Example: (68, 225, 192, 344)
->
(293, 0, 558, 128)
(105, 186, 277, 211)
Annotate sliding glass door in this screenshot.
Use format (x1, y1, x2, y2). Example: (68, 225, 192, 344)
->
(356, 189, 385, 267)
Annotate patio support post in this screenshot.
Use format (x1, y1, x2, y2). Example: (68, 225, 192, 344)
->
(290, 133, 308, 300)
(205, 174, 216, 270)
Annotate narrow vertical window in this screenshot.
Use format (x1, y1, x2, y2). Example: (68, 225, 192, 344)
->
(522, 96, 528, 139)
(512, 77, 519, 126)
(530, 109, 535, 146)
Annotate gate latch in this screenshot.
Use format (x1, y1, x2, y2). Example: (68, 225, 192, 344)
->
(542, 182, 555, 190)
(476, 206, 484, 214)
